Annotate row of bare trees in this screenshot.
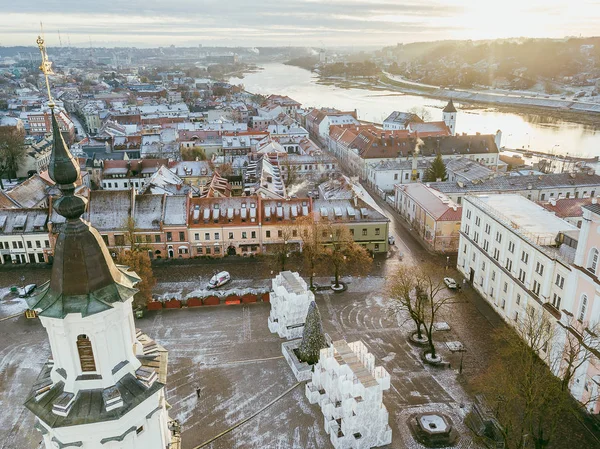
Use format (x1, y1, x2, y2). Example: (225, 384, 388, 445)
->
(269, 213, 373, 288)
(474, 306, 600, 449)
(388, 264, 600, 449)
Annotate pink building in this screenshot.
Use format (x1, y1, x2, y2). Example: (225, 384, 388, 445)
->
(568, 203, 600, 413)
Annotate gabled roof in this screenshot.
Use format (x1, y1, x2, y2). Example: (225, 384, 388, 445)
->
(383, 111, 423, 127)
(397, 183, 461, 221)
(6, 174, 52, 208)
(86, 190, 133, 231)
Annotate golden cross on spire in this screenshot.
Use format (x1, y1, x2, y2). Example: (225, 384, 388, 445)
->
(36, 25, 55, 109)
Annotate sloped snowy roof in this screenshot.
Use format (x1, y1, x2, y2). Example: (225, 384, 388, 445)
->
(164, 196, 187, 226)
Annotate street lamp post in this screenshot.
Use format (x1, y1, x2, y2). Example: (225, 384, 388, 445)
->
(446, 256, 450, 270)
(459, 347, 466, 374)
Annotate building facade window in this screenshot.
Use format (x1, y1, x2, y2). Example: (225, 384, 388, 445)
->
(579, 295, 588, 321)
(552, 293, 561, 310)
(556, 274, 565, 288)
(533, 280, 541, 296)
(587, 248, 599, 274)
(535, 262, 544, 275)
(76, 334, 96, 372)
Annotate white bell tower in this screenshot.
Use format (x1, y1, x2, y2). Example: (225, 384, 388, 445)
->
(25, 36, 180, 449)
(443, 99, 457, 136)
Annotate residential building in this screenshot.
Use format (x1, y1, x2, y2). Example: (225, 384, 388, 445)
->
(337, 129, 498, 180)
(382, 111, 423, 130)
(188, 196, 264, 257)
(265, 95, 302, 116)
(366, 159, 429, 192)
(168, 161, 214, 188)
(305, 108, 359, 143)
(313, 198, 390, 254)
(429, 173, 600, 205)
(394, 183, 462, 253)
(21, 108, 76, 144)
(445, 157, 495, 184)
(277, 153, 337, 183)
(18, 135, 53, 178)
(85, 189, 191, 260)
(0, 208, 51, 264)
(101, 159, 168, 191)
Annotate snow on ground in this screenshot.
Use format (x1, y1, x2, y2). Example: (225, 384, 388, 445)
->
(0, 288, 29, 319)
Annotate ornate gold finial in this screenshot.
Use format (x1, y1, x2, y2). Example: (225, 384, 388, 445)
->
(36, 27, 55, 109)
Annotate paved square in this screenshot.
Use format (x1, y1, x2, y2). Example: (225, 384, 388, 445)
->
(0, 269, 481, 449)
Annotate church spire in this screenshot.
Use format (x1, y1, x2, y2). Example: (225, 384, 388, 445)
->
(27, 36, 138, 318)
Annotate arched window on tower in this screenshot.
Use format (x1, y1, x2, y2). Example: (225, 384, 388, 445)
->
(77, 334, 96, 372)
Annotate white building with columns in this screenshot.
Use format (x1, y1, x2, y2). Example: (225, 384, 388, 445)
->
(456, 194, 600, 413)
(457, 194, 577, 329)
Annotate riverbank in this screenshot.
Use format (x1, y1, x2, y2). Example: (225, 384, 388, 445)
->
(314, 71, 600, 127)
(378, 73, 600, 124)
(229, 63, 600, 155)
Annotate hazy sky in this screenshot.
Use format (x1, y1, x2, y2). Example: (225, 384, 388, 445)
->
(1, 0, 598, 48)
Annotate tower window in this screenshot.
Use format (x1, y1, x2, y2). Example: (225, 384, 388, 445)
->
(77, 334, 96, 372)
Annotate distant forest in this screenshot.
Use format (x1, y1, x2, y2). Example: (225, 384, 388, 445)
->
(383, 37, 600, 89)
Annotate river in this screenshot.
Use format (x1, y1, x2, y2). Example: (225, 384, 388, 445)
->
(230, 63, 600, 157)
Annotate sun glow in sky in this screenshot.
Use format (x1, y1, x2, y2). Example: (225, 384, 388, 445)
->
(0, 0, 598, 47)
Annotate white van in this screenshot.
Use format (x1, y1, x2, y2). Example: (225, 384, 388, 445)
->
(207, 271, 231, 289)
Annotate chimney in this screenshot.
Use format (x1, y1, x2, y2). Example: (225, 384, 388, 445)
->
(549, 198, 557, 206)
(593, 198, 598, 205)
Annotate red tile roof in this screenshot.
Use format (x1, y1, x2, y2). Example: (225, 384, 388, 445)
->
(538, 198, 595, 218)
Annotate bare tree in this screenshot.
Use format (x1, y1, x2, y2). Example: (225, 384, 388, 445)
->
(408, 106, 432, 122)
(322, 223, 372, 288)
(476, 306, 573, 449)
(557, 316, 600, 397)
(297, 214, 326, 289)
(0, 127, 26, 187)
(388, 266, 427, 340)
(270, 221, 299, 272)
(417, 264, 456, 359)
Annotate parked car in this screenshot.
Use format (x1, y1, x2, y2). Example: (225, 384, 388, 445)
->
(207, 271, 231, 289)
(19, 284, 37, 298)
(443, 277, 457, 289)
(388, 235, 395, 245)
